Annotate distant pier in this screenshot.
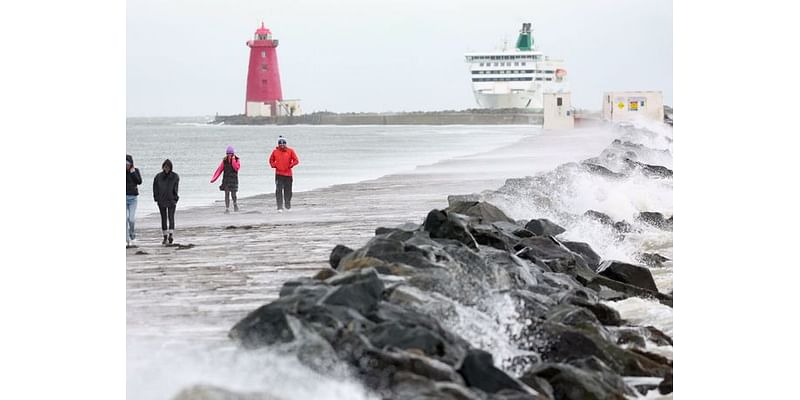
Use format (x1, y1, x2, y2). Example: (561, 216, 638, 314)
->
(211, 109, 545, 125)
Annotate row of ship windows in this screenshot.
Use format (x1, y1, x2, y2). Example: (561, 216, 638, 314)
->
(479, 62, 532, 67)
(472, 77, 554, 82)
(472, 70, 554, 75)
(466, 55, 542, 61)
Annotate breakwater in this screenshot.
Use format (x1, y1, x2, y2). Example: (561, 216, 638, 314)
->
(212, 110, 545, 125)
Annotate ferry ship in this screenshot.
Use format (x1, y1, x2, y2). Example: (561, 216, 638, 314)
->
(464, 23, 568, 109)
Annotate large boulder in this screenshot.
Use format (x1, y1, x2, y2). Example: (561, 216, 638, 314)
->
(445, 201, 515, 224)
(524, 219, 566, 237)
(561, 241, 601, 270)
(423, 210, 479, 250)
(515, 237, 594, 278)
(329, 244, 354, 269)
(596, 261, 658, 292)
(320, 268, 385, 316)
(457, 349, 533, 396)
(636, 212, 672, 231)
(521, 363, 625, 400)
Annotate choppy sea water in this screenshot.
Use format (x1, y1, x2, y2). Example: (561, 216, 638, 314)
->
(126, 118, 537, 215)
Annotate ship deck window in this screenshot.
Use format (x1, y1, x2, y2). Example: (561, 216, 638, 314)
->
(472, 77, 533, 82)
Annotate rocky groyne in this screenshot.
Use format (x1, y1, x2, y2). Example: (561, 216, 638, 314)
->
(174, 195, 672, 399)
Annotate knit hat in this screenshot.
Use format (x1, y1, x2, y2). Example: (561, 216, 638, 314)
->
(226, 145, 235, 154)
(277, 136, 287, 145)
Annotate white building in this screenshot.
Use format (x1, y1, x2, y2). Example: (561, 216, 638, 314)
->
(543, 92, 574, 130)
(602, 91, 664, 122)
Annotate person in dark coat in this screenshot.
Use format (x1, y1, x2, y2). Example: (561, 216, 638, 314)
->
(210, 145, 240, 213)
(126, 154, 142, 247)
(153, 159, 180, 245)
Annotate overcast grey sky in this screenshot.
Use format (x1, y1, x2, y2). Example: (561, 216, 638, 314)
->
(127, 0, 672, 117)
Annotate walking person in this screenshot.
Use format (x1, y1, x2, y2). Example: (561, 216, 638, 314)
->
(210, 145, 240, 213)
(268, 136, 299, 212)
(153, 159, 180, 245)
(126, 154, 142, 248)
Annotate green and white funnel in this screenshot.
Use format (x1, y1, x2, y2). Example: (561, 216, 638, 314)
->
(516, 23, 534, 51)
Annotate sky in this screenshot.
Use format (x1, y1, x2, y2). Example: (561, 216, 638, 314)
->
(127, 0, 672, 117)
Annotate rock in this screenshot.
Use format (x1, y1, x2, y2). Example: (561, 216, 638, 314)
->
(580, 274, 673, 307)
(520, 362, 630, 400)
(524, 219, 566, 237)
(446, 201, 515, 224)
(329, 244, 354, 269)
(515, 237, 593, 277)
(312, 268, 337, 281)
(457, 349, 532, 395)
(470, 224, 517, 252)
(321, 268, 384, 316)
(175, 244, 195, 250)
(530, 321, 672, 377)
(636, 212, 672, 231)
(636, 253, 670, 268)
(581, 163, 626, 179)
(658, 371, 673, 394)
(134, 250, 148, 255)
(623, 158, 673, 178)
(171, 384, 283, 400)
(561, 241, 601, 270)
(561, 295, 623, 327)
(583, 210, 614, 226)
(596, 260, 658, 292)
(423, 210, 480, 250)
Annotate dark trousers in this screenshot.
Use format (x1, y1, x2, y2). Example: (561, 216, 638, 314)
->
(225, 190, 238, 209)
(275, 175, 293, 209)
(158, 204, 176, 232)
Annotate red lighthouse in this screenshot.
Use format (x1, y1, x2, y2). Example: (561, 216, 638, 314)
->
(245, 22, 283, 117)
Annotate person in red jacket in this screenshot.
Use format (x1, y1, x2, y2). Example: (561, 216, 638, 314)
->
(268, 136, 299, 212)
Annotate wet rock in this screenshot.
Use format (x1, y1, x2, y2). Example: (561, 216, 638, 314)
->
(515, 237, 593, 277)
(623, 158, 673, 178)
(134, 250, 149, 255)
(457, 349, 532, 395)
(580, 274, 672, 307)
(520, 362, 630, 400)
(658, 371, 673, 394)
(171, 384, 283, 400)
(423, 209, 479, 250)
(329, 244, 354, 269)
(636, 212, 672, 231)
(583, 210, 614, 226)
(561, 241, 601, 270)
(321, 269, 384, 316)
(596, 260, 658, 292)
(561, 295, 623, 327)
(581, 162, 626, 179)
(312, 268, 337, 281)
(524, 219, 566, 237)
(470, 224, 517, 251)
(446, 201, 516, 224)
(636, 253, 670, 268)
(530, 321, 671, 377)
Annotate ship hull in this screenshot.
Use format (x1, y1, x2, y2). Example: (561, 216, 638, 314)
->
(473, 91, 544, 109)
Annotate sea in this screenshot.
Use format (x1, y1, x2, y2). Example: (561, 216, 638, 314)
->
(126, 117, 533, 216)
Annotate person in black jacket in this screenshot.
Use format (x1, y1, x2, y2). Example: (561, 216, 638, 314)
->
(153, 159, 180, 245)
(126, 154, 143, 248)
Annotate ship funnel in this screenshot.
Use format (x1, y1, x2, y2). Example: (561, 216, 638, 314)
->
(516, 23, 533, 51)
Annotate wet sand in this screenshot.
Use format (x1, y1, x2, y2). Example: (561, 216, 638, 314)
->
(126, 127, 620, 344)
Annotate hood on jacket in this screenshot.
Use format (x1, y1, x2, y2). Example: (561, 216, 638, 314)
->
(162, 159, 173, 172)
(126, 154, 134, 165)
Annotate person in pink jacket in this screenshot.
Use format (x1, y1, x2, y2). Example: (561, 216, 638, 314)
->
(211, 145, 241, 213)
